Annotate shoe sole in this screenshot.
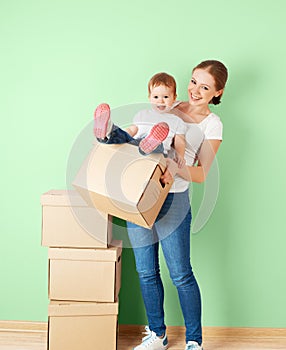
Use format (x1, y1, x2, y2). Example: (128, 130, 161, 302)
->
(139, 122, 169, 154)
(93, 103, 110, 139)
(133, 344, 168, 350)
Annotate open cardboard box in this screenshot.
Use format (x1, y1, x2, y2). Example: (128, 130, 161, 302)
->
(73, 142, 173, 228)
(41, 190, 112, 248)
(48, 301, 118, 350)
(48, 241, 122, 303)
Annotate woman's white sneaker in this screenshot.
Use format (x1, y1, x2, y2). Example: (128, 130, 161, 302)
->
(185, 340, 203, 350)
(133, 326, 168, 350)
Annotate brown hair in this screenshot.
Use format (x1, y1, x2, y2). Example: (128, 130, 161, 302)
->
(193, 60, 228, 105)
(148, 72, 177, 96)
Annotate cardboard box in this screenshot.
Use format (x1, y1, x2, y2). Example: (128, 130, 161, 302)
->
(73, 142, 173, 228)
(48, 242, 122, 302)
(41, 189, 112, 248)
(48, 301, 118, 350)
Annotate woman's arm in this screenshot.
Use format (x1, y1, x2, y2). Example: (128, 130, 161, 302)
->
(161, 139, 222, 184)
(173, 134, 186, 168)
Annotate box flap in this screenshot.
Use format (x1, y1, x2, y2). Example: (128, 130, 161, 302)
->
(41, 190, 90, 207)
(48, 240, 122, 262)
(138, 165, 173, 227)
(48, 301, 118, 316)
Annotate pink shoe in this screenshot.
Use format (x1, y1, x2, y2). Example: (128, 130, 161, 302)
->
(93, 103, 111, 139)
(139, 122, 169, 155)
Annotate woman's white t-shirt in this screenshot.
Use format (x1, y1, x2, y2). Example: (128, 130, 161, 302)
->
(169, 112, 223, 193)
(133, 109, 186, 153)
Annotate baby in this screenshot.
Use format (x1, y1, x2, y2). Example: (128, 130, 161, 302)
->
(93, 72, 186, 166)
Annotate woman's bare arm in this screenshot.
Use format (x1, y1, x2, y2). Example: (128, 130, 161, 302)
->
(161, 139, 222, 184)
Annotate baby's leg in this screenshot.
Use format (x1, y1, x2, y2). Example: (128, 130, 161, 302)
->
(106, 125, 138, 145)
(139, 122, 169, 155)
(94, 103, 138, 145)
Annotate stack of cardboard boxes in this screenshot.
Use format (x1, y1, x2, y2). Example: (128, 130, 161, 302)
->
(41, 142, 173, 349)
(41, 189, 122, 350)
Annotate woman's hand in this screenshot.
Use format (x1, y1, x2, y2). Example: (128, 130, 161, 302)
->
(161, 158, 179, 184)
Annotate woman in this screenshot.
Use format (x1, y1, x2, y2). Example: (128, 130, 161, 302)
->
(127, 60, 228, 350)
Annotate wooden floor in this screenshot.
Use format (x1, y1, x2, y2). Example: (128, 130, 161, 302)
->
(0, 322, 286, 350)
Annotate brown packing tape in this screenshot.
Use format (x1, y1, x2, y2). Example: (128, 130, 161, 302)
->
(48, 301, 119, 316)
(41, 190, 90, 207)
(48, 241, 122, 262)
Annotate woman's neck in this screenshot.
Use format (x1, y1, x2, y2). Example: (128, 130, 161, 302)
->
(177, 102, 211, 123)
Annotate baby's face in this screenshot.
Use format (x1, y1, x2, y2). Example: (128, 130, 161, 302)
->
(149, 85, 176, 113)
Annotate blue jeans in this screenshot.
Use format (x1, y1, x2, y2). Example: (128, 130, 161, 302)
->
(127, 190, 202, 345)
(97, 125, 164, 154)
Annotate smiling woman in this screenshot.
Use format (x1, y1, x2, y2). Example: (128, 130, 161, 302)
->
(188, 70, 223, 107)
(189, 60, 228, 105)
(118, 60, 229, 350)
(161, 60, 229, 185)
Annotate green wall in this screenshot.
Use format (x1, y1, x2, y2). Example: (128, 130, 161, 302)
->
(1, 0, 286, 328)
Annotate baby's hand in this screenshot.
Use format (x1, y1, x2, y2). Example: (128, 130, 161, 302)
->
(175, 154, 186, 169)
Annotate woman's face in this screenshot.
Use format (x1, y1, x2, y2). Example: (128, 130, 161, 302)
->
(188, 68, 222, 106)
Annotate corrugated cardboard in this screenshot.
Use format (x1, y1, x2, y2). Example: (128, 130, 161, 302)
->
(41, 189, 112, 248)
(48, 301, 118, 350)
(48, 241, 122, 302)
(73, 142, 173, 228)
